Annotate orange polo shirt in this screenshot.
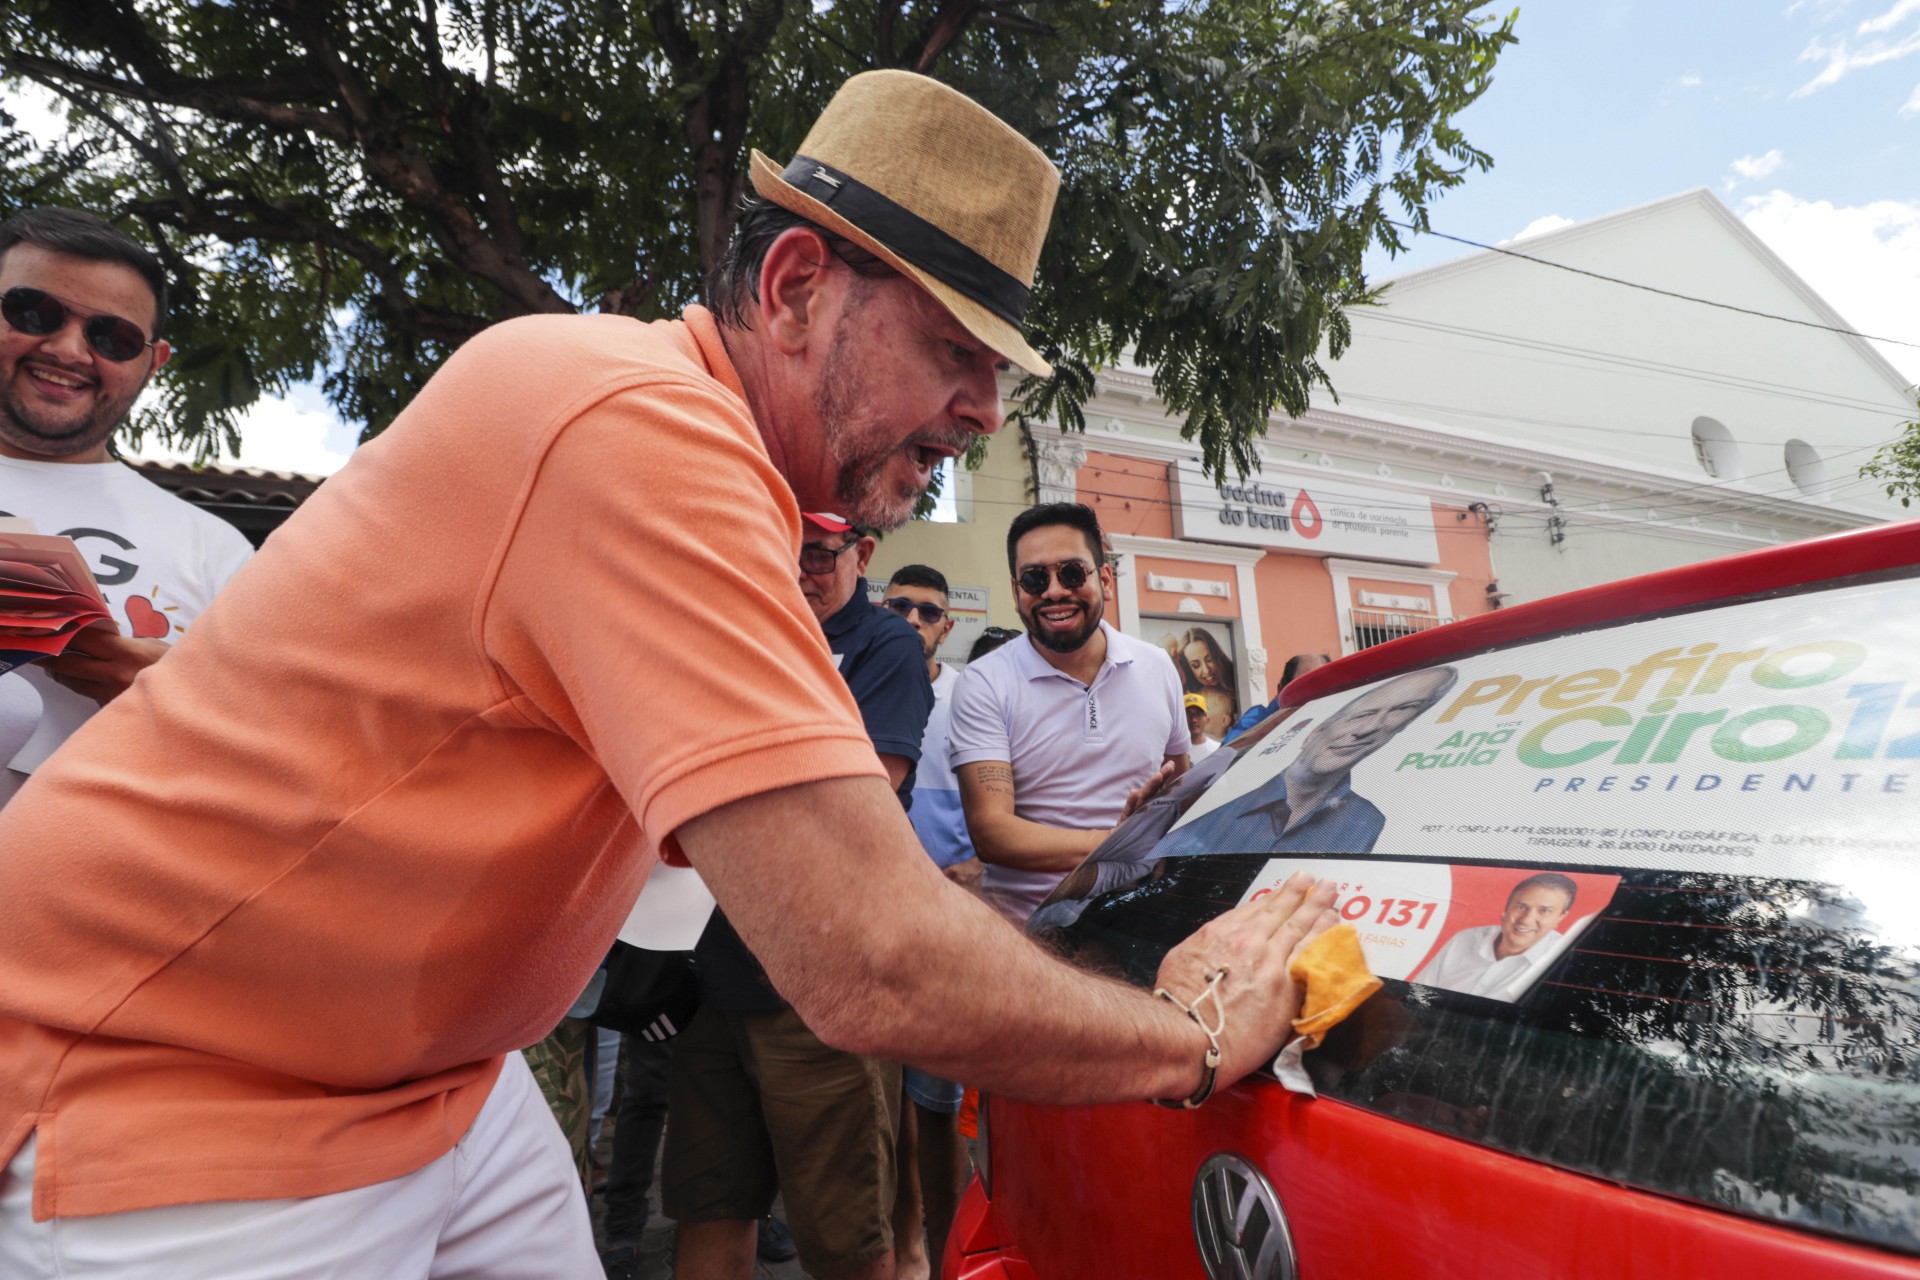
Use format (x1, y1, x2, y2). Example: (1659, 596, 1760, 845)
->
(0, 306, 884, 1220)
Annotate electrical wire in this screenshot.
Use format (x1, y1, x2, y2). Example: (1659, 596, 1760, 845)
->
(1387, 220, 1920, 357)
(1527, 439, 1894, 521)
(1354, 314, 1915, 417)
(1091, 444, 1874, 522)
(1077, 423, 1901, 525)
(948, 477, 1878, 542)
(1250, 392, 1900, 518)
(1339, 387, 1901, 446)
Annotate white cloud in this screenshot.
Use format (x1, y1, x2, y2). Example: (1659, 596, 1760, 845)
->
(1739, 190, 1920, 384)
(1793, 29, 1920, 95)
(133, 387, 355, 476)
(1507, 214, 1576, 243)
(1901, 82, 1920, 114)
(1859, 0, 1920, 34)
(1731, 148, 1788, 180)
(1680, 72, 1704, 87)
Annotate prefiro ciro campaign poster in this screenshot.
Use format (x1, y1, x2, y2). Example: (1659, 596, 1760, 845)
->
(1153, 571, 1920, 960)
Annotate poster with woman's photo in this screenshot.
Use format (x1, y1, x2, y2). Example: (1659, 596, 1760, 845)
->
(1155, 619, 1239, 742)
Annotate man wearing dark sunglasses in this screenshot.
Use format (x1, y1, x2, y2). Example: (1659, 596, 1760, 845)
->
(0, 207, 252, 806)
(950, 502, 1193, 923)
(882, 564, 957, 687)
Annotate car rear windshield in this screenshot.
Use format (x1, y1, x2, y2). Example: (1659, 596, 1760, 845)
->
(1041, 571, 1920, 1257)
(1050, 857, 1920, 1256)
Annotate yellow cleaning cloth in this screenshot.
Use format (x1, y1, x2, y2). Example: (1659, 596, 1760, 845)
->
(1288, 923, 1382, 1051)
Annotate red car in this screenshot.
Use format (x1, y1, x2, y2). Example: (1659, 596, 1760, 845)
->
(946, 521, 1920, 1280)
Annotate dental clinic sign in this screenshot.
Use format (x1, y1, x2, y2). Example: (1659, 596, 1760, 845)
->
(1168, 460, 1439, 563)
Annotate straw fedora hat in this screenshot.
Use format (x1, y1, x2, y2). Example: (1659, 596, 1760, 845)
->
(749, 70, 1059, 377)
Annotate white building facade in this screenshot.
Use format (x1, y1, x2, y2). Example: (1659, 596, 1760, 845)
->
(867, 189, 1917, 725)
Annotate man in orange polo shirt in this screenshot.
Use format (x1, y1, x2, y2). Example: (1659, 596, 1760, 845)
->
(0, 72, 1336, 1275)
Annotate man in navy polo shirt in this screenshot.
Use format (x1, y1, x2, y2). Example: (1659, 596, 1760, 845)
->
(665, 512, 935, 1280)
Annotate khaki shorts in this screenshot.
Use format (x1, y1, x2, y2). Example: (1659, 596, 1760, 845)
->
(662, 1005, 901, 1277)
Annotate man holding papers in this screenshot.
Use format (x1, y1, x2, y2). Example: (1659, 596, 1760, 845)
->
(0, 208, 252, 804)
(0, 75, 1334, 1275)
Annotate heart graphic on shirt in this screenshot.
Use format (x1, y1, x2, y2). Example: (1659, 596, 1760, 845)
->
(125, 594, 172, 639)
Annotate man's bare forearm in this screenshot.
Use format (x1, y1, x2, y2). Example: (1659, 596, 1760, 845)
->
(678, 775, 1207, 1104)
(958, 762, 1106, 874)
(968, 810, 1104, 873)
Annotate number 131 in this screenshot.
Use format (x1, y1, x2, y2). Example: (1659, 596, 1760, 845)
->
(1340, 895, 1438, 929)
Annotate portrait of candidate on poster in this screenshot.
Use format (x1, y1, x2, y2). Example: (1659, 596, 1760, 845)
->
(1153, 666, 1460, 862)
(1233, 858, 1623, 1004)
(1408, 867, 1621, 1002)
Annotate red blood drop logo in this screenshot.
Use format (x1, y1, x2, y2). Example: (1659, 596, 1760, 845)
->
(1291, 489, 1323, 539)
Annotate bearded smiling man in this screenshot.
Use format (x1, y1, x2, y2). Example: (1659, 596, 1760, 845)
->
(0, 75, 1335, 1276)
(1415, 872, 1580, 1002)
(949, 502, 1193, 923)
(0, 208, 253, 809)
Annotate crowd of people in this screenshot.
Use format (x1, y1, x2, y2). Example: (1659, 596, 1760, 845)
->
(0, 69, 1342, 1280)
(535, 497, 1346, 1279)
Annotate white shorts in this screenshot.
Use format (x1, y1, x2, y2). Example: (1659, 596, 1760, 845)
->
(0, 1051, 598, 1278)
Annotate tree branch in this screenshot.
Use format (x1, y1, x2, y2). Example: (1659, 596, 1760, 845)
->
(276, 6, 570, 316)
(876, 0, 905, 64)
(598, 267, 660, 318)
(646, 0, 705, 80)
(1, 52, 351, 141)
(975, 9, 1058, 37)
(128, 192, 489, 346)
(647, 0, 784, 273)
(903, 0, 985, 72)
(410, 3, 526, 266)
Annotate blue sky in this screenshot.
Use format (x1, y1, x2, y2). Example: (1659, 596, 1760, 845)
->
(1368, 0, 1920, 381)
(19, 0, 1913, 472)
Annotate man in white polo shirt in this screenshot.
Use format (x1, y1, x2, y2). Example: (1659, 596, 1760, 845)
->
(950, 502, 1190, 922)
(1415, 872, 1578, 1002)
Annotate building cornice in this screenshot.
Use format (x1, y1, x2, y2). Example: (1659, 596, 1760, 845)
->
(1044, 393, 1881, 550)
(1324, 556, 1456, 588)
(1108, 533, 1268, 567)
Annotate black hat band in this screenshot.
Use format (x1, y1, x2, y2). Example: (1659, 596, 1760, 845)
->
(782, 156, 1031, 327)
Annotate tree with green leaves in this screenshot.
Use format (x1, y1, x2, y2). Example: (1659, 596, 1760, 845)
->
(1859, 395, 1920, 507)
(1, 0, 1514, 477)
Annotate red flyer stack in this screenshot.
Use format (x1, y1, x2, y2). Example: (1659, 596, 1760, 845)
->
(0, 525, 110, 676)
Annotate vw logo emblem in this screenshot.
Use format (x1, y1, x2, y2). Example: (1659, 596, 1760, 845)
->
(1191, 1152, 1297, 1280)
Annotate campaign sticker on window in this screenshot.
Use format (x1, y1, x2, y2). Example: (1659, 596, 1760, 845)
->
(1162, 573, 1920, 904)
(1239, 859, 1622, 1002)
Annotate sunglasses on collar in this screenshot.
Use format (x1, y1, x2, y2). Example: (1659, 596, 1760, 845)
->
(1016, 560, 1094, 596)
(2, 287, 157, 363)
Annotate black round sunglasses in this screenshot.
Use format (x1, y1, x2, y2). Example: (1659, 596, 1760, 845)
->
(1016, 560, 1093, 596)
(2, 286, 156, 363)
